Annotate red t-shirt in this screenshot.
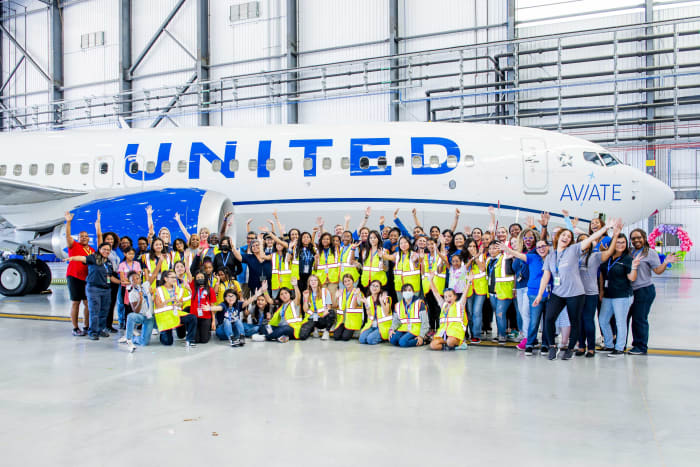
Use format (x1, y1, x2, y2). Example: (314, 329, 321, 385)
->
(66, 242, 95, 280)
(189, 282, 216, 320)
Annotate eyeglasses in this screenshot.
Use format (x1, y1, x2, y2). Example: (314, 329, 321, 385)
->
(536, 245, 548, 250)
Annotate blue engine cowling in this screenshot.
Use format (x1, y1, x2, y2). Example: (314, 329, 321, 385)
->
(34, 189, 233, 258)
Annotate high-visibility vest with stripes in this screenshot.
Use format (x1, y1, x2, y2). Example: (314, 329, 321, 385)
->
(335, 288, 364, 331)
(435, 301, 467, 344)
(175, 277, 192, 309)
(466, 257, 488, 297)
(271, 252, 292, 291)
(338, 244, 359, 282)
(422, 254, 446, 295)
(291, 247, 313, 280)
(216, 279, 242, 304)
(393, 252, 421, 292)
(154, 285, 189, 331)
(269, 302, 306, 339)
(396, 298, 424, 336)
(145, 255, 172, 290)
(305, 289, 329, 318)
(360, 295, 392, 340)
(360, 250, 387, 287)
(489, 255, 514, 300)
(315, 248, 340, 285)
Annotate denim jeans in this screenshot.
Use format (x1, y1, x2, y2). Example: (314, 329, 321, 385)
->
(389, 331, 418, 347)
(515, 287, 529, 338)
(359, 327, 382, 345)
(126, 313, 154, 346)
(86, 285, 111, 337)
(600, 295, 634, 351)
(117, 285, 125, 326)
(489, 295, 512, 338)
(159, 314, 197, 345)
(527, 294, 546, 347)
(627, 285, 656, 352)
(467, 294, 486, 339)
(579, 295, 598, 351)
(215, 319, 258, 340)
(262, 324, 294, 341)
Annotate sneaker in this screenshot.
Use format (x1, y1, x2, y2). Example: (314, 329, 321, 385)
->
(599, 347, 614, 353)
(252, 334, 266, 342)
(312, 329, 320, 338)
(628, 348, 646, 355)
(118, 336, 127, 343)
(127, 339, 135, 353)
(456, 342, 468, 350)
(517, 339, 527, 351)
(99, 330, 110, 338)
(540, 346, 548, 355)
(72, 328, 85, 337)
(585, 351, 595, 358)
(525, 347, 533, 356)
(498, 336, 506, 345)
(119, 324, 126, 330)
(231, 338, 241, 347)
(470, 338, 481, 344)
(278, 335, 289, 343)
(548, 347, 558, 360)
(507, 331, 519, 342)
(561, 349, 574, 360)
(491, 336, 499, 343)
(575, 349, 585, 356)
(82, 326, 90, 335)
(108, 327, 118, 334)
(321, 330, 330, 340)
(152, 329, 159, 336)
(185, 341, 197, 349)
(608, 349, 624, 357)
(89, 334, 99, 341)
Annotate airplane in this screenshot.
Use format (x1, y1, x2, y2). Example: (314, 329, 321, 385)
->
(0, 122, 674, 296)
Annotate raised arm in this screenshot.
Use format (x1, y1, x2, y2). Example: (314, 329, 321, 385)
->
(242, 286, 264, 309)
(273, 210, 285, 235)
(95, 210, 103, 245)
(654, 253, 678, 274)
(65, 256, 87, 263)
(450, 208, 460, 233)
(502, 242, 527, 261)
(580, 218, 615, 253)
(427, 272, 445, 307)
(538, 211, 550, 242)
(146, 205, 154, 235)
(173, 212, 191, 242)
(260, 227, 288, 249)
(291, 278, 302, 305)
(487, 206, 496, 233)
(628, 256, 640, 281)
(355, 207, 371, 233)
(599, 219, 621, 262)
(64, 211, 75, 248)
(246, 218, 253, 234)
(412, 208, 422, 229)
(343, 214, 351, 232)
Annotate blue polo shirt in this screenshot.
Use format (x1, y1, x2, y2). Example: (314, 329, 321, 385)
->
(85, 254, 115, 289)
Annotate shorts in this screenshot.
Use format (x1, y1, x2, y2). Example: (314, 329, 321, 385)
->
(67, 276, 87, 301)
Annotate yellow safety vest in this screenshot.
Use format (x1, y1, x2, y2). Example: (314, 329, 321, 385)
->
(360, 295, 392, 340)
(290, 247, 300, 280)
(174, 276, 192, 309)
(154, 285, 189, 331)
(396, 298, 424, 336)
(269, 302, 307, 339)
(338, 244, 359, 282)
(393, 252, 421, 292)
(216, 279, 242, 303)
(315, 248, 340, 285)
(145, 255, 172, 290)
(466, 258, 488, 297)
(305, 289, 329, 318)
(435, 301, 467, 344)
(489, 255, 514, 300)
(422, 253, 446, 295)
(360, 249, 387, 287)
(271, 252, 292, 291)
(335, 288, 364, 331)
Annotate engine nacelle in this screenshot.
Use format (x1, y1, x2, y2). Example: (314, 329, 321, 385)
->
(33, 189, 233, 258)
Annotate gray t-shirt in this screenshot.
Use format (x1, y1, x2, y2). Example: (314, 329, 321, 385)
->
(544, 245, 585, 297)
(631, 248, 661, 290)
(579, 251, 603, 296)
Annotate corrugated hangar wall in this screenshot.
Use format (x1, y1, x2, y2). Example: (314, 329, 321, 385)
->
(1, 0, 700, 258)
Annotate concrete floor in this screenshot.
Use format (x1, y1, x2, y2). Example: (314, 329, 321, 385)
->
(1, 262, 699, 466)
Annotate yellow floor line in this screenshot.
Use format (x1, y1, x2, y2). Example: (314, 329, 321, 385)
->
(2, 313, 699, 357)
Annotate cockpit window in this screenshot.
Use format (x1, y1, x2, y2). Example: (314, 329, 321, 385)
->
(584, 152, 603, 166)
(598, 153, 620, 166)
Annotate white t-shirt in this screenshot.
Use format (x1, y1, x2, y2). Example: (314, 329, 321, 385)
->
(128, 285, 153, 318)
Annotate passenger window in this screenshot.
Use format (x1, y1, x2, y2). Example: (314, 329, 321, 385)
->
(446, 155, 458, 168)
(359, 157, 370, 169)
(378, 156, 387, 168)
(45, 163, 54, 175)
(178, 160, 187, 172)
(341, 157, 350, 169)
(411, 156, 422, 168)
(322, 157, 332, 170)
(228, 160, 239, 172)
(211, 160, 221, 172)
(13, 164, 21, 176)
(584, 152, 603, 166)
(303, 157, 313, 171)
(146, 161, 156, 174)
(62, 163, 71, 175)
(265, 159, 275, 171)
(129, 162, 139, 174)
(463, 155, 475, 167)
(80, 163, 90, 175)
(429, 155, 439, 168)
(29, 164, 38, 176)
(161, 161, 171, 173)
(395, 156, 404, 168)
(248, 159, 256, 171)
(283, 158, 293, 170)
(0, 165, 6, 176)
(99, 162, 109, 174)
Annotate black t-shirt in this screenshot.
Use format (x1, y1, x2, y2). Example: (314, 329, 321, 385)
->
(601, 254, 633, 298)
(242, 254, 271, 292)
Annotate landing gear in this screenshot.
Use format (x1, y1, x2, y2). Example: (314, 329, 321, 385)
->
(0, 257, 52, 296)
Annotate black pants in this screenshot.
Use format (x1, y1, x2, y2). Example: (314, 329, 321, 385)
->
(298, 272, 311, 292)
(333, 323, 354, 341)
(298, 312, 336, 340)
(506, 301, 518, 331)
(425, 291, 440, 331)
(578, 294, 598, 351)
(482, 297, 493, 332)
(105, 282, 119, 329)
(196, 317, 212, 343)
(160, 314, 197, 345)
(543, 294, 584, 350)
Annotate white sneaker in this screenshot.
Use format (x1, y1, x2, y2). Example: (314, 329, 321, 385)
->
(151, 329, 158, 336)
(185, 341, 197, 349)
(312, 329, 320, 338)
(118, 336, 127, 343)
(127, 339, 136, 353)
(321, 330, 330, 340)
(252, 334, 265, 342)
(133, 329, 141, 336)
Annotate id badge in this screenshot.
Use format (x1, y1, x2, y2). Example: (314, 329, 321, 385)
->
(303, 265, 310, 274)
(553, 276, 561, 287)
(266, 324, 273, 334)
(604, 280, 609, 289)
(313, 313, 319, 322)
(197, 307, 203, 317)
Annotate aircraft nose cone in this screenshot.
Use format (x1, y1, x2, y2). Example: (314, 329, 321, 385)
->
(649, 177, 674, 216)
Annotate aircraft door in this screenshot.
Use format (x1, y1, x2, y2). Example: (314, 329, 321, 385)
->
(521, 137, 548, 194)
(94, 156, 115, 189)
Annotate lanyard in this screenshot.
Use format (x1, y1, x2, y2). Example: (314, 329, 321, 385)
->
(142, 288, 149, 310)
(487, 257, 497, 276)
(125, 261, 135, 272)
(281, 303, 290, 319)
(222, 252, 231, 265)
(427, 253, 435, 271)
(441, 303, 450, 320)
(323, 248, 330, 264)
(208, 276, 215, 289)
(607, 256, 623, 273)
(555, 249, 565, 276)
(372, 297, 379, 319)
(341, 244, 350, 261)
(277, 253, 284, 271)
(345, 289, 353, 308)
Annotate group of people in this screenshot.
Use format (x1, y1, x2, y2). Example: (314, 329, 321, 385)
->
(64, 205, 677, 357)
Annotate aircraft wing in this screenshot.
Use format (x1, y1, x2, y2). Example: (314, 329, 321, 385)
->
(0, 177, 87, 205)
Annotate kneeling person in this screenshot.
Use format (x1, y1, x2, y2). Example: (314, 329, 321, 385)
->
(359, 280, 392, 345)
(428, 272, 470, 351)
(155, 270, 198, 348)
(119, 271, 155, 352)
(263, 279, 304, 343)
(389, 283, 429, 347)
